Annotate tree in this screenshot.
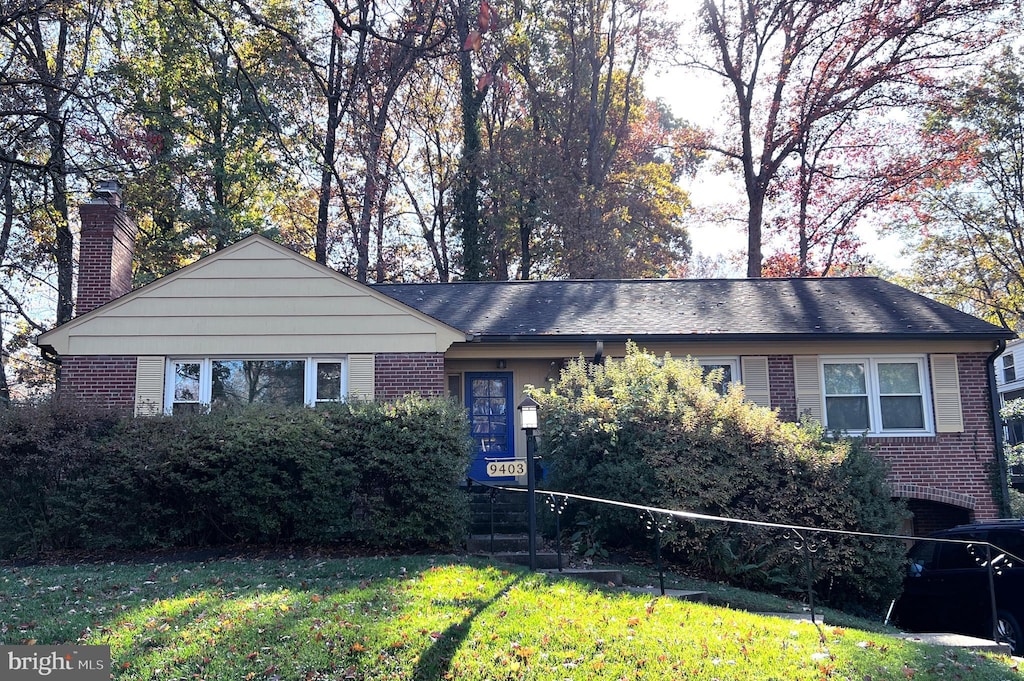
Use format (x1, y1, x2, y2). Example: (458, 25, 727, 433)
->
(97, 0, 311, 281)
(689, 0, 1012, 277)
(466, 0, 693, 280)
(903, 49, 1024, 330)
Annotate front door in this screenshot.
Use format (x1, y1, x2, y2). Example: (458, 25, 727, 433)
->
(466, 372, 516, 482)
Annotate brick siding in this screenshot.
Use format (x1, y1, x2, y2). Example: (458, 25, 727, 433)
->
(77, 200, 136, 315)
(374, 352, 445, 401)
(60, 355, 137, 411)
(770, 351, 1000, 522)
(768, 355, 797, 422)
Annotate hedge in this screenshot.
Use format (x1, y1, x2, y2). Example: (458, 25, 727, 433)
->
(0, 396, 472, 557)
(532, 344, 908, 612)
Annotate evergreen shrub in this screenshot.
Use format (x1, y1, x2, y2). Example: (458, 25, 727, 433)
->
(533, 344, 907, 611)
(0, 396, 472, 556)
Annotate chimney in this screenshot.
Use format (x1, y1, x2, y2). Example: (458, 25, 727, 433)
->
(76, 179, 137, 316)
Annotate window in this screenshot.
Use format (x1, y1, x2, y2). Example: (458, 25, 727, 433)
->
(1005, 354, 1017, 383)
(821, 357, 930, 435)
(697, 358, 740, 395)
(166, 358, 346, 414)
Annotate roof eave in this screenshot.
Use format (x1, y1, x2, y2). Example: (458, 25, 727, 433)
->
(466, 332, 1016, 344)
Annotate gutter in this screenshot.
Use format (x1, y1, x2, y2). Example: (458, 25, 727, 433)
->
(987, 339, 1010, 516)
(464, 332, 1015, 344)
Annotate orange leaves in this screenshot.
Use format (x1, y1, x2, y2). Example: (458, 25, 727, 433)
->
(463, 31, 482, 51)
(464, 1, 499, 52)
(477, 0, 497, 31)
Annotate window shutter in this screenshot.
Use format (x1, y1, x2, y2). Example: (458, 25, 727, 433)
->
(348, 355, 375, 401)
(134, 356, 165, 416)
(793, 356, 823, 423)
(740, 356, 771, 407)
(930, 354, 964, 433)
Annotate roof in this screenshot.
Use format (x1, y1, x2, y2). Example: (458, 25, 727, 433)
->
(373, 277, 1015, 342)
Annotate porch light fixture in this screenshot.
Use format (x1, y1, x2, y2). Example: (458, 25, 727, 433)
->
(518, 395, 541, 569)
(518, 395, 539, 431)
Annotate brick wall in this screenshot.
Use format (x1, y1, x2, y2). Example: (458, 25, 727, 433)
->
(374, 352, 445, 401)
(768, 355, 797, 422)
(60, 355, 137, 411)
(77, 198, 137, 315)
(769, 351, 1000, 523)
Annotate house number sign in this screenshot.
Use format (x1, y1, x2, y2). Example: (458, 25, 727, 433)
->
(486, 459, 526, 477)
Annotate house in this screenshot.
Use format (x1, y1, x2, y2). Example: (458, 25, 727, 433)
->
(36, 185, 1016, 535)
(996, 339, 1024, 462)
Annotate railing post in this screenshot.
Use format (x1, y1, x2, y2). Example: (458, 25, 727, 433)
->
(987, 544, 999, 644)
(547, 493, 567, 572)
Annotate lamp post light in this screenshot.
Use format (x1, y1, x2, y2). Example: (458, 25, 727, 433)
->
(518, 396, 540, 570)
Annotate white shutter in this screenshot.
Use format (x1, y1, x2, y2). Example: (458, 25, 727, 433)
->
(134, 356, 165, 416)
(740, 356, 771, 407)
(348, 354, 375, 401)
(930, 354, 964, 433)
(793, 356, 823, 423)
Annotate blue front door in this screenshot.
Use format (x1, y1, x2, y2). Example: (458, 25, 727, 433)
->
(466, 372, 516, 482)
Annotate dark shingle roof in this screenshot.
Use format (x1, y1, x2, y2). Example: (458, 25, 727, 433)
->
(373, 278, 1014, 342)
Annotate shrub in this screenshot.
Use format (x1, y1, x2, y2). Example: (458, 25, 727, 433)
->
(533, 344, 907, 611)
(0, 396, 472, 556)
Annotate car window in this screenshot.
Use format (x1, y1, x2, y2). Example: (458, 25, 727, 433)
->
(935, 539, 984, 570)
(908, 541, 936, 572)
(987, 530, 1024, 561)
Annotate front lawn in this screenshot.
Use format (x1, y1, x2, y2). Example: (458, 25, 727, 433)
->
(1, 555, 1018, 680)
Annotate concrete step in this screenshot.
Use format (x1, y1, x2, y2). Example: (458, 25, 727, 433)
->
(487, 551, 568, 570)
(542, 568, 624, 586)
(466, 534, 537, 553)
(622, 586, 708, 602)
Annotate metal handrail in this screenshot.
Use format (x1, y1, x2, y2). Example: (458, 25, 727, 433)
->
(469, 478, 1024, 643)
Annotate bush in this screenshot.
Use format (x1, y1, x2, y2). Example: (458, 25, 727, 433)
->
(0, 396, 472, 557)
(533, 344, 907, 611)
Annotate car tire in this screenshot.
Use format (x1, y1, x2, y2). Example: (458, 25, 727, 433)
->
(997, 610, 1022, 655)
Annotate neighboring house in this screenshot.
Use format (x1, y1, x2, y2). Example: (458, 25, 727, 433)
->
(997, 339, 1024, 443)
(36, 186, 1016, 535)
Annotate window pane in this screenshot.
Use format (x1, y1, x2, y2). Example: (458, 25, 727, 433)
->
(316, 362, 342, 401)
(824, 363, 866, 395)
(174, 362, 201, 402)
(172, 402, 204, 416)
(826, 396, 870, 430)
(701, 364, 733, 395)
(212, 360, 305, 408)
(878, 363, 920, 394)
(880, 396, 925, 429)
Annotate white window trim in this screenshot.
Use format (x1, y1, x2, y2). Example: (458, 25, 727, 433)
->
(819, 355, 934, 437)
(164, 356, 348, 414)
(696, 357, 741, 385)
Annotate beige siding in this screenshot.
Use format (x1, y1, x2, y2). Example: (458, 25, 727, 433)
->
(134, 356, 164, 416)
(444, 339, 995, 360)
(39, 238, 465, 356)
(930, 354, 965, 433)
(740, 356, 771, 407)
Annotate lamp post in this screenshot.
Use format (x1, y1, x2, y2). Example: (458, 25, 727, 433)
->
(518, 396, 540, 570)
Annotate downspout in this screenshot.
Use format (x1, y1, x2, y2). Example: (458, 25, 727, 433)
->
(987, 339, 1009, 516)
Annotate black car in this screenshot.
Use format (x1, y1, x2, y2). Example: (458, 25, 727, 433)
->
(892, 521, 1024, 653)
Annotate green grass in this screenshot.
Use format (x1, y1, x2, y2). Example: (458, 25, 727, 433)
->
(1, 555, 1020, 680)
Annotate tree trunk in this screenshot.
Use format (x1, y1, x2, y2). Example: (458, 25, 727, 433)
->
(454, 0, 483, 280)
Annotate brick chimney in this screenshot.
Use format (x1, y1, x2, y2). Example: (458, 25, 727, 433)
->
(77, 180, 137, 316)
